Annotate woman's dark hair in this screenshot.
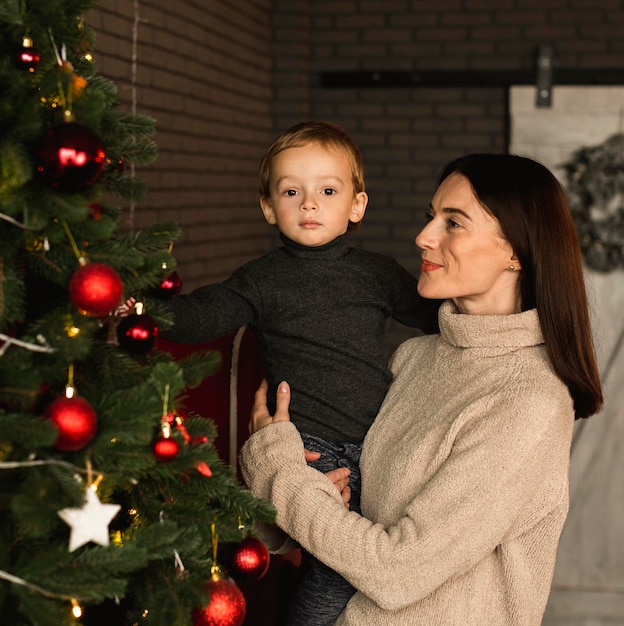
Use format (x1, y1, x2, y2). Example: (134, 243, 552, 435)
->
(439, 153, 603, 419)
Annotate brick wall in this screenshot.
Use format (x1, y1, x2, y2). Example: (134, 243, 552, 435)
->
(271, 0, 624, 349)
(88, 0, 624, 349)
(87, 0, 274, 290)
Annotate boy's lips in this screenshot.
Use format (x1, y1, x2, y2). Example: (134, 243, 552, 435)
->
(421, 259, 442, 272)
(300, 220, 320, 228)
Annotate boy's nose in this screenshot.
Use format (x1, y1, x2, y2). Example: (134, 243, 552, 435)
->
(300, 194, 318, 211)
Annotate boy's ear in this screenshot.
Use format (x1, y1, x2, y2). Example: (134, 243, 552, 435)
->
(350, 191, 368, 224)
(260, 196, 277, 225)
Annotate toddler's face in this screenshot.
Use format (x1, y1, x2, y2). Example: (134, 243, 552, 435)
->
(260, 142, 367, 247)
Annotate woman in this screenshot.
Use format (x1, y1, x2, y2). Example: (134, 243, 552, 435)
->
(240, 154, 603, 625)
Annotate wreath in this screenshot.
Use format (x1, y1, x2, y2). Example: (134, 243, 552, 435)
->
(562, 132, 624, 272)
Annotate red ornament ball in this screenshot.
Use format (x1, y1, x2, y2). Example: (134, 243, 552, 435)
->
(192, 577, 246, 626)
(152, 436, 179, 462)
(46, 396, 97, 451)
(227, 537, 270, 581)
(69, 263, 124, 317)
(154, 271, 182, 299)
(117, 313, 159, 354)
(35, 122, 106, 193)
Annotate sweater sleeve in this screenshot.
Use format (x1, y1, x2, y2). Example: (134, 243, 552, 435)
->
(160, 267, 261, 343)
(239, 386, 573, 611)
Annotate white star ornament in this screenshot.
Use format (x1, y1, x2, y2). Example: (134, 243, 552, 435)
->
(58, 488, 121, 552)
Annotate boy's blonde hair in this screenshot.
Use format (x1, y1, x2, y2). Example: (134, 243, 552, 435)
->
(259, 121, 366, 198)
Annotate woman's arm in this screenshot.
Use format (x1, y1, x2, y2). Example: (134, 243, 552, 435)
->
(250, 380, 351, 506)
(240, 380, 573, 611)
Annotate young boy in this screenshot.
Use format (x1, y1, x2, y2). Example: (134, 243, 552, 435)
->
(161, 121, 440, 625)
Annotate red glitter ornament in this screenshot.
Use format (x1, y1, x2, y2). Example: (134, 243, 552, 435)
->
(154, 270, 182, 299)
(227, 536, 270, 581)
(35, 122, 106, 193)
(46, 396, 97, 451)
(69, 263, 124, 317)
(192, 576, 246, 626)
(117, 313, 159, 354)
(152, 436, 179, 462)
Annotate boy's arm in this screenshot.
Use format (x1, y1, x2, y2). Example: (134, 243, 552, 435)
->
(160, 271, 261, 343)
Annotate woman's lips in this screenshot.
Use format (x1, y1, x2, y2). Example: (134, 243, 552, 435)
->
(421, 259, 442, 272)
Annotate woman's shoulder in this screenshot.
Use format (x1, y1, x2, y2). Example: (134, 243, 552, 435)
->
(388, 334, 439, 370)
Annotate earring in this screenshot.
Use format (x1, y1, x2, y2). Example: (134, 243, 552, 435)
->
(508, 264, 515, 271)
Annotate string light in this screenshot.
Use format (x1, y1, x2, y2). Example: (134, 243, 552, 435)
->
(65, 364, 76, 398)
(71, 598, 82, 618)
(66, 325, 80, 338)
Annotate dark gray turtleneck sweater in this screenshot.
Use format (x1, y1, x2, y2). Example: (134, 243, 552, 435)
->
(162, 234, 440, 443)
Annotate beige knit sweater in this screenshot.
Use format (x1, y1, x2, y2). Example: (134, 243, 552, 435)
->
(240, 300, 575, 625)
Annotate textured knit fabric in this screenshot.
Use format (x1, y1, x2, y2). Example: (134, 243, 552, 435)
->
(240, 300, 575, 626)
(161, 233, 440, 444)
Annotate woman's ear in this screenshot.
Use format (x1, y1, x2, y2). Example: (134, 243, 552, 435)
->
(511, 253, 522, 271)
(260, 196, 277, 225)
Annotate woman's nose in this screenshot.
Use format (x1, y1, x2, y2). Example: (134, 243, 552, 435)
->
(415, 222, 437, 249)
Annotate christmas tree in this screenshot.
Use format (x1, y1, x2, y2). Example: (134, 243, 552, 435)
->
(0, 1, 274, 625)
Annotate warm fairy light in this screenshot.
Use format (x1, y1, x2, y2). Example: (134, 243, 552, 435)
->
(40, 95, 63, 108)
(134, 301, 144, 315)
(67, 325, 80, 337)
(65, 364, 76, 398)
(71, 598, 82, 618)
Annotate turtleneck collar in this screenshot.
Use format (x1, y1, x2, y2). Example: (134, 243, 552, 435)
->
(439, 300, 544, 351)
(279, 232, 350, 260)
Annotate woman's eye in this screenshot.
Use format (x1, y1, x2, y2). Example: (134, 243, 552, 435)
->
(424, 212, 434, 222)
(448, 219, 461, 229)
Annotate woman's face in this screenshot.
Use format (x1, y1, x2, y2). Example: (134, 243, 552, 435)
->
(415, 172, 522, 315)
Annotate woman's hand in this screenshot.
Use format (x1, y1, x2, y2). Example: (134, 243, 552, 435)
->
(305, 451, 351, 508)
(326, 467, 352, 508)
(249, 379, 292, 434)
(250, 380, 352, 508)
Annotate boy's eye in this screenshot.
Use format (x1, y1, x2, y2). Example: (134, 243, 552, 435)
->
(284, 189, 298, 197)
(322, 188, 336, 196)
